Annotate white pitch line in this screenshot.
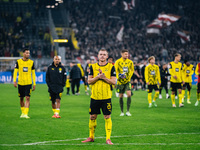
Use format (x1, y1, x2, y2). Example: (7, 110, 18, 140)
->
(1, 132, 200, 147)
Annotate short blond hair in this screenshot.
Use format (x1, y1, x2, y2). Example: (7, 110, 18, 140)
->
(148, 56, 155, 63)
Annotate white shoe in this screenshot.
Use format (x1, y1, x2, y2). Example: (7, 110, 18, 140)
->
(87, 87, 90, 90)
(187, 99, 191, 104)
(195, 101, 199, 106)
(123, 93, 127, 98)
(116, 92, 119, 97)
(175, 96, 178, 99)
(159, 94, 162, 99)
(20, 113, 25, 118)
(179, 103, 184, 107)
(126, 112, 132, 116)
(149, 103, 152, 108)
(166, 94, 169, 99)
(152, 101, 157, 107)
(172, 104, 176, 108)
(23, 115, 30, 119)
(120, 112, 124, 116)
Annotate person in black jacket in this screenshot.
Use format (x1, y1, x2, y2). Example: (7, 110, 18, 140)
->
(159, 63, 170, 99)
(70, 61, 81, 95)
(141, 61, 147, 90)
(46, 56, 66, 118)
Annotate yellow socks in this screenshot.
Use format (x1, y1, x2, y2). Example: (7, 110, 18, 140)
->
(85, 85, 87, 92)
(171, 94, 175, 105)
(197, 93, 200, 101)
(89, 119, 97, 139)
(153, 91, 159, 101)
(55, 109, 60, 115)
(187, 91, 190, 100)
(182, 90, 185, 101)
(21, 107, 25, 114)
(24, 108, 29, 115)
(52, 109, 56, 114)
(105, 118, 112, 140)
(178, 94, 182, 104)
(148, 93, 152, 104)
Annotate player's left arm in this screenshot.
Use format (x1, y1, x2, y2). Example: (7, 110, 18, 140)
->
(31, 62, 36, 91)
(101, 66, 116, 85)
(127, 61, 134, 81)
(13, 61, 19, 88)
(157, 66, 161, 85)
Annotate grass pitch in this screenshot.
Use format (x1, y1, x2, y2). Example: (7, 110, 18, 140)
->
(0, 84, 199, 150)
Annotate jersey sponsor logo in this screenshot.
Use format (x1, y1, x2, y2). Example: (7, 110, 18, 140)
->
(23, 67, 28, 72)
(151, 70, 155, 75)
(123, 67, 128, 73)
(186, 70, 190, 74)
(175, 68, 179, 72)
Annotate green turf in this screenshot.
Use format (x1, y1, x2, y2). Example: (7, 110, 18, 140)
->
(0, 84, 199, 150)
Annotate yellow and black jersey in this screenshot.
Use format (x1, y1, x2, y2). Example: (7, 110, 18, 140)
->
(145, 64, 161, 85)
(169, 61, 183, 83)
(182, 64, 194, 83)
(13, 59, 36, 86)
(77, 63, 84, 77)
(114, 57, 134, 85)
(89, 63, 116, 100)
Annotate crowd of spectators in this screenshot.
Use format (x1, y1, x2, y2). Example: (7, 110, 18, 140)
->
(0, 2, 51, 58)
(67, 0, 200, 63)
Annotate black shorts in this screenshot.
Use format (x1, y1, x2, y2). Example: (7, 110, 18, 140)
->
(183, 83, 192, 91)
(170, 82, 182, 92)
(197, 83, 200, 91)
(132, 74, 139, 80)
(116, 82, 131, 94)
(147, 84, 159, 93)
(89, 98, 112, 115)
(18, 84, 32, 97)
(160, 80, 167, 88)
(82, 77, 86, 84)
(49, 90, 62, 103)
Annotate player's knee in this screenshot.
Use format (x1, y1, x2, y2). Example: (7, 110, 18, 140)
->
(104, 115, 110, 119)
(90, 115, 97, 120)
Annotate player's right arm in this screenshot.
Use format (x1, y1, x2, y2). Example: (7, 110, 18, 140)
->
(13, 61, 19, 88)
(169, 62, 177, 79)
(88, 65, 100, 85)
(144, 66, 149, 85)
(195, 64, 199, 76)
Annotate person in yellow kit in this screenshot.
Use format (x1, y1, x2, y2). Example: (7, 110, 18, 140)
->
(145, 56, 161, 108)
(195, 62, 200, 106)
(77, 63, 89, 95)
(66, 72, 70, 95)
(182, 60, 194, 104)
(13, 49, 36, 119)
(169, 53, 185, 108)
(82, 49, 116, 145)
(115, 49, 134, 116)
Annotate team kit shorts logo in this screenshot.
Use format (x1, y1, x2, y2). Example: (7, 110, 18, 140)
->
(23, 67, 28, 72)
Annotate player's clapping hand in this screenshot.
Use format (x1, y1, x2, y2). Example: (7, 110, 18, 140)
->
(14, 82, 17, 88)
(173, 75, 177, 79)
(32, 85, 36, 91)
(119, 73, 126, 79)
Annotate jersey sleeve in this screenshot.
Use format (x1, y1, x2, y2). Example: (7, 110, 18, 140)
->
(169, 62, 175, 77)
(32, 62, 35, 70)
(144, 66, 149, 83)
(89, 65, 93, 76)
(195, 65, 199, 75)
(110, 66, 116, 77)
(31, 69, 36, 85)
(157, 66, 161, 84)
(13, 61, 19, 82)
(15, 61, 19, 69)
(127, 61, 134, 81)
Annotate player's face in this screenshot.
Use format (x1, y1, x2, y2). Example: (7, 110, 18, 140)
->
(121, 52, 129, 59)
(176, 55, 181, 62)
(108, 58, 113, 64)
(53, 56, 60, 65)
(150, 58, 155, 64)
(163, 64, 167, 69)
(98, 51, 108, 62)
(23, 50, 30, 59)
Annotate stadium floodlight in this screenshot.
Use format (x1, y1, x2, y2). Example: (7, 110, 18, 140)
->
(58, 0, 63, 3)
(53, 39, 68, 43)
(55, 0, 62, 1)
(51, 5, 55, 8)
(46, 5, 51, 8)
(55, 3, 58, 6)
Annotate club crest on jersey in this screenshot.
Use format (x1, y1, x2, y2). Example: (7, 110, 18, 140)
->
(23, 67, 28, 72)
(59, 68, 62, 73)
(175, 68, 179, 72)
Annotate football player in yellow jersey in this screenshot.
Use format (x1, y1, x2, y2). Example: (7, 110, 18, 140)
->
(115, 49, 134, 116)
(182, 60, 194, 104)
(13, 49, 36, 119)
(195, 62, 200, 106)
(82, 49, 116, 145)
(145, 56, 161, 108)
(169, 53, 185, 107)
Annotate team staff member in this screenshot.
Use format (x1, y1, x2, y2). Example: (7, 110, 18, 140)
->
(159, 63, 170, 99)
(82, 49, 116, 145)
(145, 56, 161, 108)
(182, 60, 194, 104)
(169, 53, 184, 108)
(13, 49, 36, 119)
(46, 56, 66, 118)
(115, 49, 134, 116)
(195, 62, 200, 106)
